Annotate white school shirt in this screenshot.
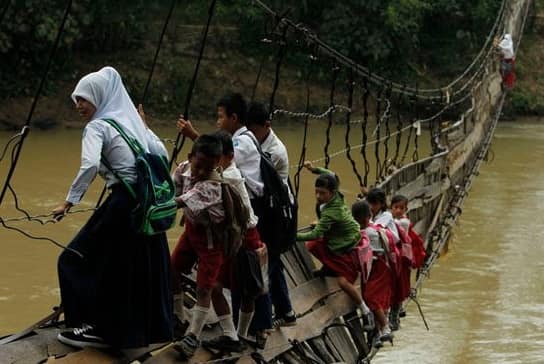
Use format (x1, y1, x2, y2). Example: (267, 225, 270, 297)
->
(232, 127, 264, 198)
(222, 163, 259, 229)
(261, 129, 289, 183)
(66, 120, 138, 205)
(395, 216, 410, 232)
(373, 210, 399, 243)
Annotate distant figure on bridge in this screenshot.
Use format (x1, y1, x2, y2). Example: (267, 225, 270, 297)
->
(496, 33, 516, 89)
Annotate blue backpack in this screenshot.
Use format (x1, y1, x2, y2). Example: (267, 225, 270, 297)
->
(101, 118, 177, 235)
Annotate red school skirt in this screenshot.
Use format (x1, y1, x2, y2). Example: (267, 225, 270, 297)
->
(393, 257, 411, 305)
(363, 255, 392, 311)
(306, 238, 360, 284)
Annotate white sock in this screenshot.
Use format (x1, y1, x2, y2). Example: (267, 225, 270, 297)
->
(188, 305, 209, 338)
(218, 314, 238, 341)
(359, 301, 370, 315)
(237, 310, 254, 338)
(174, 293, 184, 321)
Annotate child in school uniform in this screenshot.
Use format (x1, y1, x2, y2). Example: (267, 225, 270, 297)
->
(352, 200, 396, 348)
(204, 130, 267, 351)
(170, 134, 243, 359)
(297, 162, 374, 328)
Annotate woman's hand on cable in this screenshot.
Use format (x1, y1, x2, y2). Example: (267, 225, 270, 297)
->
(303, 160, 314, 172)
(52, 201, 73, 222)
(176, 115, 199, 141)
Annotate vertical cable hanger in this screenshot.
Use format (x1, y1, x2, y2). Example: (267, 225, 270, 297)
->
(344, 69, 364, 187)
(268, 23, 288, 113)
(392, 85, 406, 168)
(360, 78, 371, 187)
(169, 0, 218, 169)
(324, 63, 340, 169)
(412, 83, 420, 162)
(294, 50, 317, 198)
(380, 83, 393, 177)
(374, 87, 383, 182)
(0, 0, 73, 208)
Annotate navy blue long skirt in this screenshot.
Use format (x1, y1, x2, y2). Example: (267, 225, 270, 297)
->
(58, 184, 173, 348)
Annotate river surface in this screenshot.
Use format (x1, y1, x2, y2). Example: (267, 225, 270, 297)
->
(0, 118, 542, 363)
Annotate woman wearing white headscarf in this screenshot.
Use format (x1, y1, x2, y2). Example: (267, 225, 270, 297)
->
(52, 67, 172, 349)
(497, 33, 516, 89)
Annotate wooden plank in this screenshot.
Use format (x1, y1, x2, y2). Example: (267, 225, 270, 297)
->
(288, 277, 340, 316)
(308, 337, 337, 363)
(263, 291, 354, 361)
(323, 324, 358, 364)
(45, 348, 117, 363)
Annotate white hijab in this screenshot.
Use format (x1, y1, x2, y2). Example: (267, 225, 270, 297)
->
(71, 66, 167, 156)
(498, 34, 514, 60)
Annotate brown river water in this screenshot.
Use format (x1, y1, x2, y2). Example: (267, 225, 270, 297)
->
(0, 118, 543, 363)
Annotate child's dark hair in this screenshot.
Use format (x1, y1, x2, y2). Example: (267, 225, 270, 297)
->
(246, 101, 269, 127)
(191, 133, 222, 159)
(352, 200, 371, 222)
(217, 92, 247, 125)
(213, 130, 234, 156)
(391, 194, 409, 206)
(315, 172, 338, 192)
(366, 187, 387, 212)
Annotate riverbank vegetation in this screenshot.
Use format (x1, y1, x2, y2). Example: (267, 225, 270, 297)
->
(0, 0, 538, 129)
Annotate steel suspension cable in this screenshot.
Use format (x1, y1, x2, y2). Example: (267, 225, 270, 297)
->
(268, 25, 288, 113)
(169, 0, 217, 169)
(324, 65, 340, 169)
(0, 0, 73, 209)
(360, 80, 371, 187)
(344, 71, 363, 187)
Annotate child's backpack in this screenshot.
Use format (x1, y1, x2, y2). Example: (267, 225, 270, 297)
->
(101, 118, 177, 235)
(408, 225, 426, 268)
(242, 131, 298, 256)
(235, 247, 264, 300)
(394, 222, 414, 265)
(207, 175, 250, 259)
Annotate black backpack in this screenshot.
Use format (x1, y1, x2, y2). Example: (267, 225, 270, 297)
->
(242, 131, 298, 256)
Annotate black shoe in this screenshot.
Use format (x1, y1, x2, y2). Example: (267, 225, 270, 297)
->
(255, 331, 267, 350)
(380, 332, 394, 346)
(273, 313, 297, 328)
(57, 324, 110, 349)
(202, 335, 246, 353)
(371, 335, 383, 349)
(173, 333, 199, 359)
(399, 307, 407, 318)
(173, 316, 189, 340)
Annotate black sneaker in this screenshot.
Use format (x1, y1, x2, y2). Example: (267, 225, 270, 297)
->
(173, 316, 189, 340)
(173, 333, 200, 359)
(371, 334, 383, 349)
(399, 307, 407, 318)
(57, 324, 110, 349)
(273, 313, 297, 328)
(202, 335, 246, 353)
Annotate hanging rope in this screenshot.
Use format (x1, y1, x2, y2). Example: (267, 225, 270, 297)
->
(324, 65, 340, 168)
(272, 104, 350, 120)
(392, 87, 405, 167)
(268, 25, 288, 113)
(412, 85, 420, 162)
(169, 0, 218, 169)
(374, 87, 383, 182)
(344, 71, 364, 187)
(361, 79, 371, 187)
(0, 128, 25, 164)
(294, 53, 316, 198)
(379, 85, 393, 177)
(0, 0, 73, 209)
(140, 0, 177, 104)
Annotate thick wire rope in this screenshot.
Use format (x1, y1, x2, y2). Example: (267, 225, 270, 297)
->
(268, 25, 288, 114)
(324, 65, 340, 168)
(374, 88, 383, 182)
(344, 71, 364, 187)
(360, 80, 371, 186)
(293, 53, 316, 198)
(169, 0, 218, 169)
(0, 0, 73, 209)
(250, 0, 507, 101)
(0, 128, 25, 163)
(379, 85, 393, 177)
(412, 85, 420, 162)
(392, 87, 405, 167)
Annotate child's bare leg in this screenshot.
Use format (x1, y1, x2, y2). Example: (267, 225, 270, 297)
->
(374, 309, 388, 332)
(337, 276, 370, 313)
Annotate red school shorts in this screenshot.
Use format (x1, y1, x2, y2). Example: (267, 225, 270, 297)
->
(306, 238, 360, 284)
(170, 220, 224, 290)
(363, 255, 393, 311)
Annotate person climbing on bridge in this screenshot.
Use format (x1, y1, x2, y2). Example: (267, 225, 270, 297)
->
(171, 134, 247, 359)
(352, 199, 396, 349)
(176, 93, 275, 348)
(245, 101, 297, 331)
(297, 162, 374, 331)
(496, 33, 516, 90)
(52, 66, 173, 349)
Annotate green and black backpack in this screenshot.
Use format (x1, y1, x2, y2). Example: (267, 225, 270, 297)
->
(101, 118, 177, 235)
